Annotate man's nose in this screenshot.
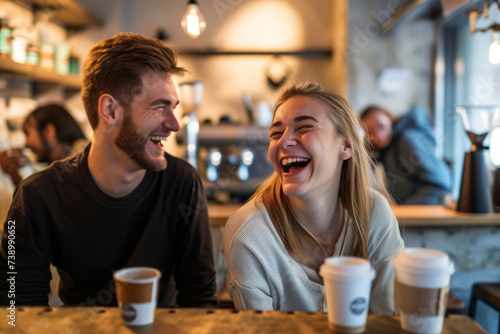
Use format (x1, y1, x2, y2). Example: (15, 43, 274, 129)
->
(164, 109, 180, 132)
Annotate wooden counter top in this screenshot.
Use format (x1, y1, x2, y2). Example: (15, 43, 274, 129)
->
(208, 204, 500, 228)
(1, 307, 486, 334)
(393, 205, 500, 227)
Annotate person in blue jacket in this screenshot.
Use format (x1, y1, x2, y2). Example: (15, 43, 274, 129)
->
(360, 105, 452, 205)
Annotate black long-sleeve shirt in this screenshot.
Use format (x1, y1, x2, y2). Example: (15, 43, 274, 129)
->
(0, 145, 217, 307)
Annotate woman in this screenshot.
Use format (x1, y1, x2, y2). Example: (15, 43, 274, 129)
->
(222, 82, 404, 313)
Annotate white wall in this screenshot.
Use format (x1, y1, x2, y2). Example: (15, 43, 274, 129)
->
(69, 0, 334, 120)
(348, 0, 437, 117)
(67, 0, 335, 156)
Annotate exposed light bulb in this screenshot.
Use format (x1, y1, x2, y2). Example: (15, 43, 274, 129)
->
(181, 1, 206, 39)
(489, 31, 500, 65)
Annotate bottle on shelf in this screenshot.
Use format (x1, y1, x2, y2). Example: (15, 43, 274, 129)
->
(54, 42, 69, 75)
(0, 18, 12, 58)
(69, 51, 79, 75)
(39, 42, 54, 70)
(11, 27, 29, 64)
(26, 44, 39, 65)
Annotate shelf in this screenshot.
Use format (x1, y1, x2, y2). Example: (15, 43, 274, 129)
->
(0, 57, 81, 88)
(198, 125, 270, 145)
(178, 49, 333, 58)
(21, 0, 102, 29)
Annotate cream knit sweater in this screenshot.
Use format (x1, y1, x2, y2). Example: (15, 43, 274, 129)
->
(223, 190, 404, 313)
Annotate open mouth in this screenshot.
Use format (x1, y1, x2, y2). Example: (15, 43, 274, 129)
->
(149, 135, 168, 150)
(281, 157, 311, 173)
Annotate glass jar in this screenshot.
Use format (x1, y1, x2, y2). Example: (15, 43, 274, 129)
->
(26, 44, 39, 65)
(39, 43, 54, 69)
(11, 31, 28, 64)
(0, 18, 12, 58)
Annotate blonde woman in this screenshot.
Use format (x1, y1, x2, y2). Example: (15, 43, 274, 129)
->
(222, 82, 404, 313)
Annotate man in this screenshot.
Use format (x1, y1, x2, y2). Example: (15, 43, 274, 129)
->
(0, 33, 217, 307)
(0, 104, 87, 186)
(360, 105, 452, 205)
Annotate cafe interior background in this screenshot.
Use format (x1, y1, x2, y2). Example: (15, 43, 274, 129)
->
(0, 0, 499, 332)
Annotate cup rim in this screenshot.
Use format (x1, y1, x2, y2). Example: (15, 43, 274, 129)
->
(393, 248, 449, 267)
(113, 266, 162, 283)
(392, 248, 455, 277)
(319, 256, 375, 280)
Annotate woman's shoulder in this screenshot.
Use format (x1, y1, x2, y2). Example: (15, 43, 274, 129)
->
(368, 189, 399, 234)
(370, 189, 393, 217)
(367, 189, 403, 261)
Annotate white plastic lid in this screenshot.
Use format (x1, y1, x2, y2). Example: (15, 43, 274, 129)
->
(392, 248, 454, 274)
(319, 256, 375, 280)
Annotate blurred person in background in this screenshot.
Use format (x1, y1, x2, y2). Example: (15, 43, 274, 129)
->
(360, 105, 452, 205)
(0, 104, 87, 224)
(0, 104, 87, 186)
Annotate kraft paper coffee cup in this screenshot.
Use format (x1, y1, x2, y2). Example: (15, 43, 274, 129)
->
(113, 267, 162, 326)
(392, 248, 455, 334)
(319, 256, 375, 334)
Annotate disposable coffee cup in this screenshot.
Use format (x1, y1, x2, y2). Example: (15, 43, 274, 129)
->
(319, 256, 375, 333)
(392, 248, 455, 334)
(113, 267, 162, 326)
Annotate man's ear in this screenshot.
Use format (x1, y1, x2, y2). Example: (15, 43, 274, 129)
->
(98, 94, 123, 126)
(341, 138, 353, 160)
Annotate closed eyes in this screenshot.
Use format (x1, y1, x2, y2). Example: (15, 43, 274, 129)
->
(298, 124, 313, 131)
(269, 124, 314, 138)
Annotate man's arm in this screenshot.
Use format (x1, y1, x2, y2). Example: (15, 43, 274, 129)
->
(173, 174, 217, 307)
(0, 184, 52, 306)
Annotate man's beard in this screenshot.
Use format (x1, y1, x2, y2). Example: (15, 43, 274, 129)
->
(38, 136, 52, 163)
(114, 112, 167, 171)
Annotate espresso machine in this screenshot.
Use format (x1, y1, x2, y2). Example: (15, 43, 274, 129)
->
(177, 81, 203, 169)
(197, 128, 273, 203)
(456, 106, 500, 213)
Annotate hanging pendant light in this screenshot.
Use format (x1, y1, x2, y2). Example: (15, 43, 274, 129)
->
(468, 0, 500, 65)
(181, 0, 206, 39)
(489, 30, 500, 65)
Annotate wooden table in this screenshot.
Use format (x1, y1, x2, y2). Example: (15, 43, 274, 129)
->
(0, 307, 487, 333)
(208, 204, 500, 228)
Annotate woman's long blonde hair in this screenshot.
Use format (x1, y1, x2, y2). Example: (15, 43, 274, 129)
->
(251, 82, 391, 264)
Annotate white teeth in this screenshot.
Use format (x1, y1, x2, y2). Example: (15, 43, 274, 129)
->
(281, 157, 310, 165)
(150, 135, 168, 141)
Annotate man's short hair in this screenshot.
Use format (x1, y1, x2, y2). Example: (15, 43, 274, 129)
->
(81, 33, 187, 129)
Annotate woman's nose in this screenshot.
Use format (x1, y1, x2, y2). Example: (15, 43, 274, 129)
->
(278, 130, 297, 149)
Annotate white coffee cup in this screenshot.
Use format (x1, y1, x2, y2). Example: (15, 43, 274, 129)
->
(113, 267, 162, 326)
(319, 256, 375, 333)
(392, 248, 455, 334)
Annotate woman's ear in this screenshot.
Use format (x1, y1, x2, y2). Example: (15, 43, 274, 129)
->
(341, 138, 353, 160)
(98, 94, 123, 126)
